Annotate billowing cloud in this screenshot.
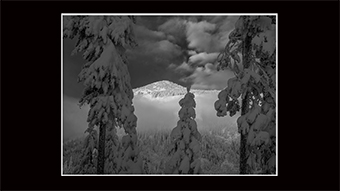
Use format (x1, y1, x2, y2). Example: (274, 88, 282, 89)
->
(173, 16, 240, 90)
(158, 17, 188, 49)
(134, 24, 166, 42)
(175, 62, 195, 72)
(189, 52, 219, 66)
(209, 16, 225, 24)
(166, 35, 176, 44)
(124, 17, 191, 89)
(168, 63, 177, 69)
(188, 50, 197, 56)
(131, 16, 239, 90)
(155, 40, 182, 56)
(133, 24, 183, 60)
(186, 21, 217, 53)
(136, 16, 171, 31)
(181, 63, 235, 90)
(128, 39, 183, 66)
(185, 16, 239, 53)
(212, 16, 239, 31)
(212, 16, 239, 49)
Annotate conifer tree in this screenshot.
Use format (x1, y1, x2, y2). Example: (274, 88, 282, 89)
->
(63, 16, 142, 174)
(104, 121, 119, 173)
(165, 87, 202, 174)
(214, 16, 276, 174)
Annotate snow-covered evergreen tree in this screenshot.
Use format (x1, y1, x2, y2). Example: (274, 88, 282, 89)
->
(77, 129, 98, 174)
(214, 16, 276, 174)
(63, 16, 142, 174)
(165, 86, 202, 174)
(104, 120, 120, 173)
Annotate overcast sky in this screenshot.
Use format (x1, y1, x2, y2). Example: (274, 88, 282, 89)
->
(63, 15, 238, 100)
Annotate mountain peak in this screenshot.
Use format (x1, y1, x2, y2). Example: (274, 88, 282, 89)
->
(133, 80, 219, 98)
(149, 80, 183, 89)
(133, 80, 186, 97)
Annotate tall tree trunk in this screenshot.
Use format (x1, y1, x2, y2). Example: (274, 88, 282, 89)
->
(97, 123, 106, 174)
(240, 92, 249, 174)
(240, 25, 252, 174)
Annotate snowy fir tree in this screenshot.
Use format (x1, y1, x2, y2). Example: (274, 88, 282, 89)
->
(72, 129, 98, 174)
(165, 86, 202, 174)
(104, 120, 120, 173)
(63, 16, 143, 174)
(214, 16, 276, 174)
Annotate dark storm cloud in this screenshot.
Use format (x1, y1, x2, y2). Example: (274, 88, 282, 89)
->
(152, 40, 183, 58)
(127, 29, 185, 78)
(182, 63, 235, 90)
(127, 52, 189, 90)
(132, 22, 183, 61)
(136, 16, 171, 31)
(156, 16, 238, 84)
(126, 16, 191, 89)
(156, 16, 236, 53)
(63, 38, 86, 99)
(188, 52, 219, 66)
(186, 20, 218, 53)
(209, 16, 225, 23)
(131, 39, 183, 62)
(63, 15, 239, 99)
(185, 16, 238, 54)
(158, 17, 188, 49)
(126, 34, 187, 89)
(175, 62, 195, 72)
(187, 50, 197, 56)
(169, 62, 196, 79)
(164, 16, 239, 90)
(134, 24, 166, 42)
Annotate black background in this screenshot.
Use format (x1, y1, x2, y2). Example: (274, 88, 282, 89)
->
(1, 0, 339, 191)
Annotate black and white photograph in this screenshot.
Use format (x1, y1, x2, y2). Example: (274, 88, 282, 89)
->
(62, 14, 277, 175)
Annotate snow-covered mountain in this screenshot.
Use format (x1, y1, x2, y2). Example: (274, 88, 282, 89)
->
(133, 80, 220, 98)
